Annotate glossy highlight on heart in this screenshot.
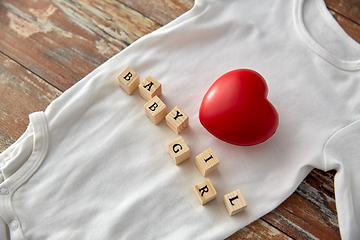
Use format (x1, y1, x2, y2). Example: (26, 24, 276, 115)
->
(199, 69, 279, 146)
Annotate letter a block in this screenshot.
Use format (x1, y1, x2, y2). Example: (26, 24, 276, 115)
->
(139, 75, 162, 101)
(118, 66, 140, 95)
(166, 106, 189, 134)
(224, 189, 247, 216)
(144, 96, 167, 125)
(194, 179, 217, 205)
(195, 148, 219, 177)
(167, 137, 190, 165)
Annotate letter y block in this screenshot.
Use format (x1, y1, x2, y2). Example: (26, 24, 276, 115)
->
(166, 106, 189, 134)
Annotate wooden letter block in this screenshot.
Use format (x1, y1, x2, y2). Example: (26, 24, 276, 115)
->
(165, 106, 189, 134)
(224, 189, 247, 216)
(195, 148, 219, 177)
(139, 75, 162, 101)
(194, 179, 217, 205)
(118, 66, 140, 95)
(167, 137, 190, 165)
(144, 96, 167, 125)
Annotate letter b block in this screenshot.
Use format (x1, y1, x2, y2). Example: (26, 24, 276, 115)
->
(224, 189, 247, 216)
(166, 106, 189, 134)
(144, 96, 167, 125)
(167, 137, 190, 165)
(194, 179, 217, 205)
(195, 148, 219, 177)
(139, 75, 162, 101)
(118, 66, 140, 95)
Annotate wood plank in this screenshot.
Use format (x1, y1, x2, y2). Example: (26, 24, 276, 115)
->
(0, 0, 161, 91)
(0, 53, 61, 152)
(329, 9, 360, 43)
(226, 219, 292, 240)
(325, 0, 360, 24)
(117, 0, 194, 26)
(262, 170, 340, 240)
(1, 0, 356, 239)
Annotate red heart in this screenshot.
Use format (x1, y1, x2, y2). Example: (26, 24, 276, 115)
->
(199, 69, 279, 146)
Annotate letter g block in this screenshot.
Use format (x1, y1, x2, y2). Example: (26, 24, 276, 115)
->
(167, 136, 190, 165)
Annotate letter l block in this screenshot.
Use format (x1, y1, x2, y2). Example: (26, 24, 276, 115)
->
(224, 189, 247, 216)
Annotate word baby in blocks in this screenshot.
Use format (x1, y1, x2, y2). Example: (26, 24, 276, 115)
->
(195, 148, 219, 177)
(139, 75, 162, 101)
(166, 106, 189, 134)
(118, 66, 140, 95)
(144, 96, 167, 125)
(194, 179, 217, 205)
(224, 189, 247, 216)
(167, 137, 190, 165)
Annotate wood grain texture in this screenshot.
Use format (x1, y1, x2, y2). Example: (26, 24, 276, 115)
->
(226, 219, 292, 240)
(0, 54, 61, 152)
(117, 0, 194, 25)
(0, 0, 161, 91)
(262, 171, 340, 239)
(1, 0, 359, 239)
(325, 0, 360, 24)
(330, 9, 360, 43)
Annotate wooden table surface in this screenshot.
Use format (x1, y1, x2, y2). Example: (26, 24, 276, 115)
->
(0, 0, 359, 239)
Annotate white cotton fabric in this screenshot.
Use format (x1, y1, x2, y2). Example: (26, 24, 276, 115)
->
(1, 0, 360, 239)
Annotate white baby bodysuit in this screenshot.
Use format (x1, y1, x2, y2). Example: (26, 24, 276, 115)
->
(1, 0, 360, 239)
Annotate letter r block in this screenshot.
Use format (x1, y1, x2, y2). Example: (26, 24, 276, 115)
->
(144, 96, 167, 125)
(118, 66, 140, 95)
(139, 75, 162, 101)
(224, 189, 247, 216)
(166, 106, 189, 134)
(194, 179, 217, 205)
(195, 148, 219, 177)
(167, 137, 190, 165)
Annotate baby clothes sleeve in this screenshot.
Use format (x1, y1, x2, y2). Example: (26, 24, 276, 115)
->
(324, 120, 360, 239)
(1, 0, 360, 239)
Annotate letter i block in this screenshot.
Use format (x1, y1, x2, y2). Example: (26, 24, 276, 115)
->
(195, 148, 219, 177)
(224, 189, 247, 216)
(139, 75, 162, 101)
(166, 106, 189, 134)
(194, 179, 217, 205)
(144, 96, 167, 125)
(117, 66, 140, 95)
(167, 137, 190, 165)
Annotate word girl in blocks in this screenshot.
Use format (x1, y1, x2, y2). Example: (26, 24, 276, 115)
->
(195, 148, 219, 177)
(194, 179, 217, 205)
(166, 106, 189, 134)
(118, 66, 140, 95)
(224, 189, 247, 216)
(167, 137, 190, 165)
(144, 96, 167, 125)
(139, 75, 162, 101)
